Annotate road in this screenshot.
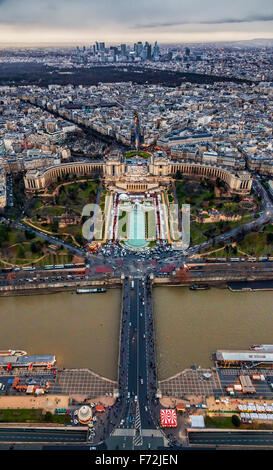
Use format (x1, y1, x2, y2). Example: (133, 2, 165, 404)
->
(189, 430, 273, 447)
(3, 254, 273, 293)
(0, 427, 87, 443)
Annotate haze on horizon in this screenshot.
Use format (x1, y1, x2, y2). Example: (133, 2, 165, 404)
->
(0, 0, 273, 45)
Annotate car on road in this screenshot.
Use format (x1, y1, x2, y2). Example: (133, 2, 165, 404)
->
(140, 379, 144, 385)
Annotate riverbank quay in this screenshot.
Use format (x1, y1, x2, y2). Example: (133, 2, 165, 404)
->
(0, 278, 121, 296)
(5, 276, 273, 296)
(153, 277, 273, 289)
(228, 280, 273, 291)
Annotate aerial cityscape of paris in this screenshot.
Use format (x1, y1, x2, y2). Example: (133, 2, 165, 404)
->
(0, 0, 273, 460)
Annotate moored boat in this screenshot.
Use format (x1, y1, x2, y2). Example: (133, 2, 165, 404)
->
(0, 350, 27, 357)
(76, 287, 106, 294)
(189, 284, 210, 291)
(250, 344, 273, 351)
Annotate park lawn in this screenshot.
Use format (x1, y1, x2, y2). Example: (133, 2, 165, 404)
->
(190, 227, 207, 245)
(6, 230, 18, 245)
(0, 226, 33, 247)
(0, 408, 70, 424)
(0, 409, 44, 423)
(191, 215, 253, 243)
(55, 181, 99, 215)
(191, 234, 207, 245)
(199, 248, 228, 258)
(237, 232, 273, 256)
(205, 415, 238, 429)
(175, 179, 216, 208)
(58, 225, 84, 245)
(0, 223, 74, 266)
(0, 251, 43, 266)
(100, 189, 107, 212)
(9, 248, 43, 264)
(117, 210, 129, 240)
(205, 415, 273, 430)
(0, 227, 49, 265)
(167, 189, 174, 204)
(124, 150, 151, 159)
(33, 204, 66, 219)
(24, 217, 85, 247)
(264, 224, 273, 233)
(33, 252, 74, 266)
(175, 177, 256, 219)
(198, 228, 273, 257)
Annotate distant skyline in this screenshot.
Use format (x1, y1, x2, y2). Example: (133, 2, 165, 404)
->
(0, 0, 273, 44)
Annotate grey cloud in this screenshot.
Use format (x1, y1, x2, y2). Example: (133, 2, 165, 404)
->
(0, 0, 272, 42)
(0, 0, 272, 27)
(135, 14, 273, 29)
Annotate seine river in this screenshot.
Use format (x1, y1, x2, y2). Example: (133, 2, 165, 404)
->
(0, 290, 121, 381)
(154, 287, 273, 380)
(0, 287, 273, 381)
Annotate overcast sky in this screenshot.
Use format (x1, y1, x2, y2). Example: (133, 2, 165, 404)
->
(0, 0, 273, 44)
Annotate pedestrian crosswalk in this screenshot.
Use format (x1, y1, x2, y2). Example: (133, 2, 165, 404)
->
(133, 401, 143, 447)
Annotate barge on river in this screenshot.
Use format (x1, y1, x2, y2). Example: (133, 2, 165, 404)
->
(76, 287, 106, 294)
(0, 355, 56, 370)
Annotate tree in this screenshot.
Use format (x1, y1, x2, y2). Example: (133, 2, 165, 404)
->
(68, 187, 77, 201)
(52, 220, 59, 233)
(175, 170, 182, 180)
(216, 177, 225, 189)
(31, 242, 38, 253)
(44, 411, 52, 422)
(25, 230, 35, 240)
(0, 226, 9, 244)
(267, 233, 273, 244)
(31, 241, 42, 254)
(231, 414, 241, 427)
(17, 246, 25, 258)
(75, 234, 82, 245)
